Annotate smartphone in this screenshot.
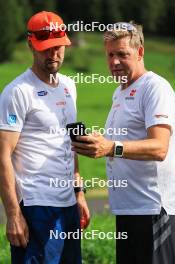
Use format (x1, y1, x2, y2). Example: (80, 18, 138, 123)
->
(66, 122, 86, 142)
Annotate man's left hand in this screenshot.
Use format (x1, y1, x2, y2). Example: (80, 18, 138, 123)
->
(76, 192, 90, 229)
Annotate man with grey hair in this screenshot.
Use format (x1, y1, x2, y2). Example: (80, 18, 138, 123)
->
(72, 22, 175, 264)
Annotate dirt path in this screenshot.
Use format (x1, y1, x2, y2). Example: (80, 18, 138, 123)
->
(87, 197, 109, 215)
(0, 204, 6, 224)
(0, 197, 109, 224)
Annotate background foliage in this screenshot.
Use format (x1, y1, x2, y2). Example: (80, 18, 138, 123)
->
(0, 0, 174, 61)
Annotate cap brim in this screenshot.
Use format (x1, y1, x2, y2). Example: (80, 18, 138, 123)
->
(30, 34, 71, 51)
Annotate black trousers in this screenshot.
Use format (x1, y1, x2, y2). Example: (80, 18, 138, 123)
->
(116, 208, 175, 264)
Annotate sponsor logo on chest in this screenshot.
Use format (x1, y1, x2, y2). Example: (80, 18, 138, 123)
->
(56, 101, 66, 106)
(37, 91, 48, 96)
(7, 114, 17, 124)
(64, 87, 71, 98)
(125, 89, 137, 100)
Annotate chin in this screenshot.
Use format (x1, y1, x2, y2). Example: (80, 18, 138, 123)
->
(111, 72, 119, 79)
(50, 68, 59, 74)
(45, 67, 58, 74)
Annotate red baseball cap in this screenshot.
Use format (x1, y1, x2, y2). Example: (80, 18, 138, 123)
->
(27, 11, 71, 51)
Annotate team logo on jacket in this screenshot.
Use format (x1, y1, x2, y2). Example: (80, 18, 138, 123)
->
(7, 114, 17, 124)
(113, 103, 120, 108)
(130, 89, 136, 96)
(64, 87, 71, 98)
(56, 101, 66, 106)
(125, 89, 137, 100)
(155, 114, 168, 118)
(37, 91, 48, 96)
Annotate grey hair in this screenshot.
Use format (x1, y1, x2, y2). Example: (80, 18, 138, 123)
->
(103, 21, 144, 48)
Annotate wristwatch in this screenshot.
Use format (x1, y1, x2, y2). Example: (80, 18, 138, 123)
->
(113, 141, 123, 157)
(74, 186, 86, 194)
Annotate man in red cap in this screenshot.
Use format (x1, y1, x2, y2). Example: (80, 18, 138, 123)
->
(0, 11, 90, 264)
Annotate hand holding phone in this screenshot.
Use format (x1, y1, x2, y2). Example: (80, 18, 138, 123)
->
(66, 122, 86, 142)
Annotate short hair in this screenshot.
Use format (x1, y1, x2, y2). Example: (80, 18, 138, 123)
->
(103, 21, 144, 48)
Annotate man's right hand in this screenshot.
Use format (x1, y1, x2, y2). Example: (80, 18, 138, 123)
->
(6, 210, 29, 248)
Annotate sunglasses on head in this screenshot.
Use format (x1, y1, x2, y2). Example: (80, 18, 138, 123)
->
(109, 22, 143, 45)
(109, 22, 137, 32)
(27, 29, 66, 40)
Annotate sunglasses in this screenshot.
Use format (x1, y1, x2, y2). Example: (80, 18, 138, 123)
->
(108, 22, 143, 45)
(109, 22, 137, 32)
(27, 29, 66, 40)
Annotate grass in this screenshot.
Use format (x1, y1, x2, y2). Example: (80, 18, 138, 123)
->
(0, 213, 115, 264)
(82, 213, 116, 264)
(0, 225, 10, 264)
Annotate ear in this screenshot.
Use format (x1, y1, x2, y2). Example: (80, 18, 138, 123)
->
(138, 45, 144, 61)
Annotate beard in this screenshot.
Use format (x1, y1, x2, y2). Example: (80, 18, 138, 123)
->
(43, 59, 63, 74)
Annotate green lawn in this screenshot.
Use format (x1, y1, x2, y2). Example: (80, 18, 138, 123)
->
(0, 225, 10, 264)
(0, 213, 115, 264)
(82, 213, 116, 264)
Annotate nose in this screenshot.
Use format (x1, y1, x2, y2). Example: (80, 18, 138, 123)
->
(47, 47, 59, 59)
(111, 56, 120, 66)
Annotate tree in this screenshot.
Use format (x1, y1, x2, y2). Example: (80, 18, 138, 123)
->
(101, 0, 121, 24)
(29, 0, 56, 14)
(58, 0, 121, 24)
(57, 0, 84, 22)
(160, 0, 175, 36)
(118, 0, 166, 33)
(16, 0, 32, 39)
(0, 0, 24, 62)
(140, 0, 166, 33)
